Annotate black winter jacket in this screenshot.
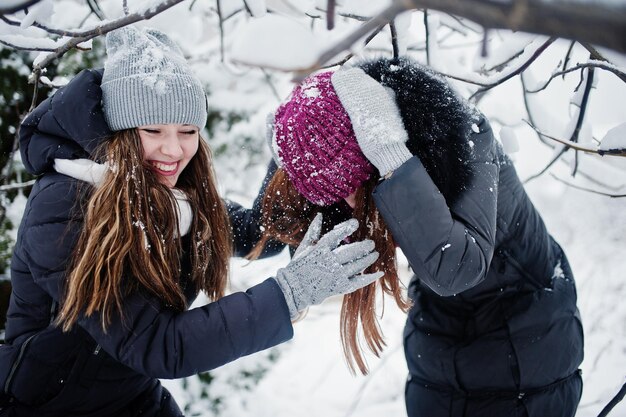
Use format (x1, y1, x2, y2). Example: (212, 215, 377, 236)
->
(361, 59, 583, 416)
(0, 69, 292, 416)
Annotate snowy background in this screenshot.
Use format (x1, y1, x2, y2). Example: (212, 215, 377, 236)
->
(1, 0, 625, 416)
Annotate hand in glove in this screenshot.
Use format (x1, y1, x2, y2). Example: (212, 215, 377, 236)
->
(274, 213, 383, 319)
(331, 67, 412, 177)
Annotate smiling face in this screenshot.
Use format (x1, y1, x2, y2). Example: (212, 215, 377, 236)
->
(137, 124, 200, 188)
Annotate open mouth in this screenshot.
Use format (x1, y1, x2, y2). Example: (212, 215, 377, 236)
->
(151, 161, 179, 176)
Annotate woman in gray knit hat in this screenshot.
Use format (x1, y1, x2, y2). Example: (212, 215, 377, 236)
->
(0, 26, 382, 416)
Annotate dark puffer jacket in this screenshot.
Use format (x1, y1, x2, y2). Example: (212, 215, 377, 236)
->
(362, 59, 583, 417)
(0, 69, 292, 416)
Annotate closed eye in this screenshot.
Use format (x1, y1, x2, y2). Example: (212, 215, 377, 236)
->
(140, 128, 160, 134)
(181, 130, 198, 135)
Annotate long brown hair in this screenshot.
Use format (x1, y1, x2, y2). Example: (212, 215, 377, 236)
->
(250, 168, 411, 374)
(57, 129, 232, 332)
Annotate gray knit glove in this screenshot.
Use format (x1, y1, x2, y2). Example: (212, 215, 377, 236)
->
(274, 213, 383, 319)
(331, 67, 412, 177)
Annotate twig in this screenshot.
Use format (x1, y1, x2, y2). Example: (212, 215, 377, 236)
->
(0, 180, 37, 192)
(469, 37, 556, 100)
(405, 0, 626, 53)
(0, 0, 41, 14)
(87, 0, 105, 20)
(327, 0, 335, 30)
(562, 41, 575, 79)
(260, 68, 281, 102)
(569, 65, 595, 176)
(423, 9, 430, 65)
(526, 62, 625, 94)
(312, 9, 370, 22)
(0, 39, 56, 52)
(549, 174, 626, 198)
(30, 0, 188, 73)
(521, 73, 555, 147)
(390, 20, 399, 59)
(523, 120, 625, 157)
(216, 0, 225, 63)
(598, 381, 626, 416)
(523, 146, 568, 184)
(319, 24, 387, 70)
(480, 29, 489, 57)
(296, 0, 411, 78)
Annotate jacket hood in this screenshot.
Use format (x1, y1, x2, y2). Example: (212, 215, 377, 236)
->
(19, 68, 112, 175)
(359, 57, 480, 205)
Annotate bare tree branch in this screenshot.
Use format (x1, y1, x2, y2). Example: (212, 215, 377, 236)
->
(423, 10, 430, 65)
(29, 0, 187, 73)
(0, 38, 55, 51)
(389, 20, 399, 60)
(469, 37, 556, 100)
(0, 179, 37, 192)
(406, 0, 626, 53)
(570, 65, 595, 175)
(216, 0, 225, 63)
(87, 0, 105, 20)
(520, 73, 552, 147)
(0, 0, 41, 14)
(524, 146, 568, 184)
(562, 41, 575, 79)
(327, 0, 336, 30)
(549, 174, 626, 198)
(319, 24, 387, 70)
(526, 63, 625, 94)
(523, 120, 625, 157)
(295, 0, 411, 78)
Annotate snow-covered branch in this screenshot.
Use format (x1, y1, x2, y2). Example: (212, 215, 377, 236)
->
(406, 0, 626, 53)
(524, 121, 626, 158)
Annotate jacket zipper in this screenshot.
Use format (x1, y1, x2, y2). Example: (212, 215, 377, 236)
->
(4, 333, 37, 395)
(498, 249, 546, 289)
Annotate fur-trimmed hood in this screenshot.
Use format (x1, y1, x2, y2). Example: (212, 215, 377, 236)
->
(359, 57, 481, 205)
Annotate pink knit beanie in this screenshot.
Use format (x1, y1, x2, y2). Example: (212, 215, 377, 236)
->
(273, 71, 373, 206)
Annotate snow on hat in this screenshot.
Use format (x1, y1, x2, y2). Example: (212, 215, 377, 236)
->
(101, 26, 208, 131)
(273, 71, 373, 206)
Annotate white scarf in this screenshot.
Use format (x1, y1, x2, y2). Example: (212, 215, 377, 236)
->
(54, 158, 192, 236)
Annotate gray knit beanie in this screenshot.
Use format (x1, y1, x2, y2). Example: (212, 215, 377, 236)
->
(101, 26, 208, 131)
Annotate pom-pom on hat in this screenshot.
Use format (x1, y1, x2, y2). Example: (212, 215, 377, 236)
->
(101, 26, 208, 131)
(273, 71, 373, 206)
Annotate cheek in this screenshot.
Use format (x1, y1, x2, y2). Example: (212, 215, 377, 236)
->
(183, 139, 200, 160)
(139, 135, 155, 159)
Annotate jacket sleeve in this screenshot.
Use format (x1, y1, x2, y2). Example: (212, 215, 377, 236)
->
(372, 117, 499, 296)
(21, 176, 294, 379)
(226, 160, 287, 258)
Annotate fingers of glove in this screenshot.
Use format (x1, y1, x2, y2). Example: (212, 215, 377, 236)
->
(339, 250, 379, 278)
(294, 213, 323, 258)
(315, 218, 358, 250)
(332, 239, 375, 265)
(345, 270, 385, 293)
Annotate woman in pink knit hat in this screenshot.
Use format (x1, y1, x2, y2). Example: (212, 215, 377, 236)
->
(251, 57, 583, 417)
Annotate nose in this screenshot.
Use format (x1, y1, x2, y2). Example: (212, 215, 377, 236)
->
(161, 131, 184, 159)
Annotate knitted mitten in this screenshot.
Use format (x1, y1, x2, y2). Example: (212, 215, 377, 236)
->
(274, 213, 382, 318)
(332, 67, 412, 177)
